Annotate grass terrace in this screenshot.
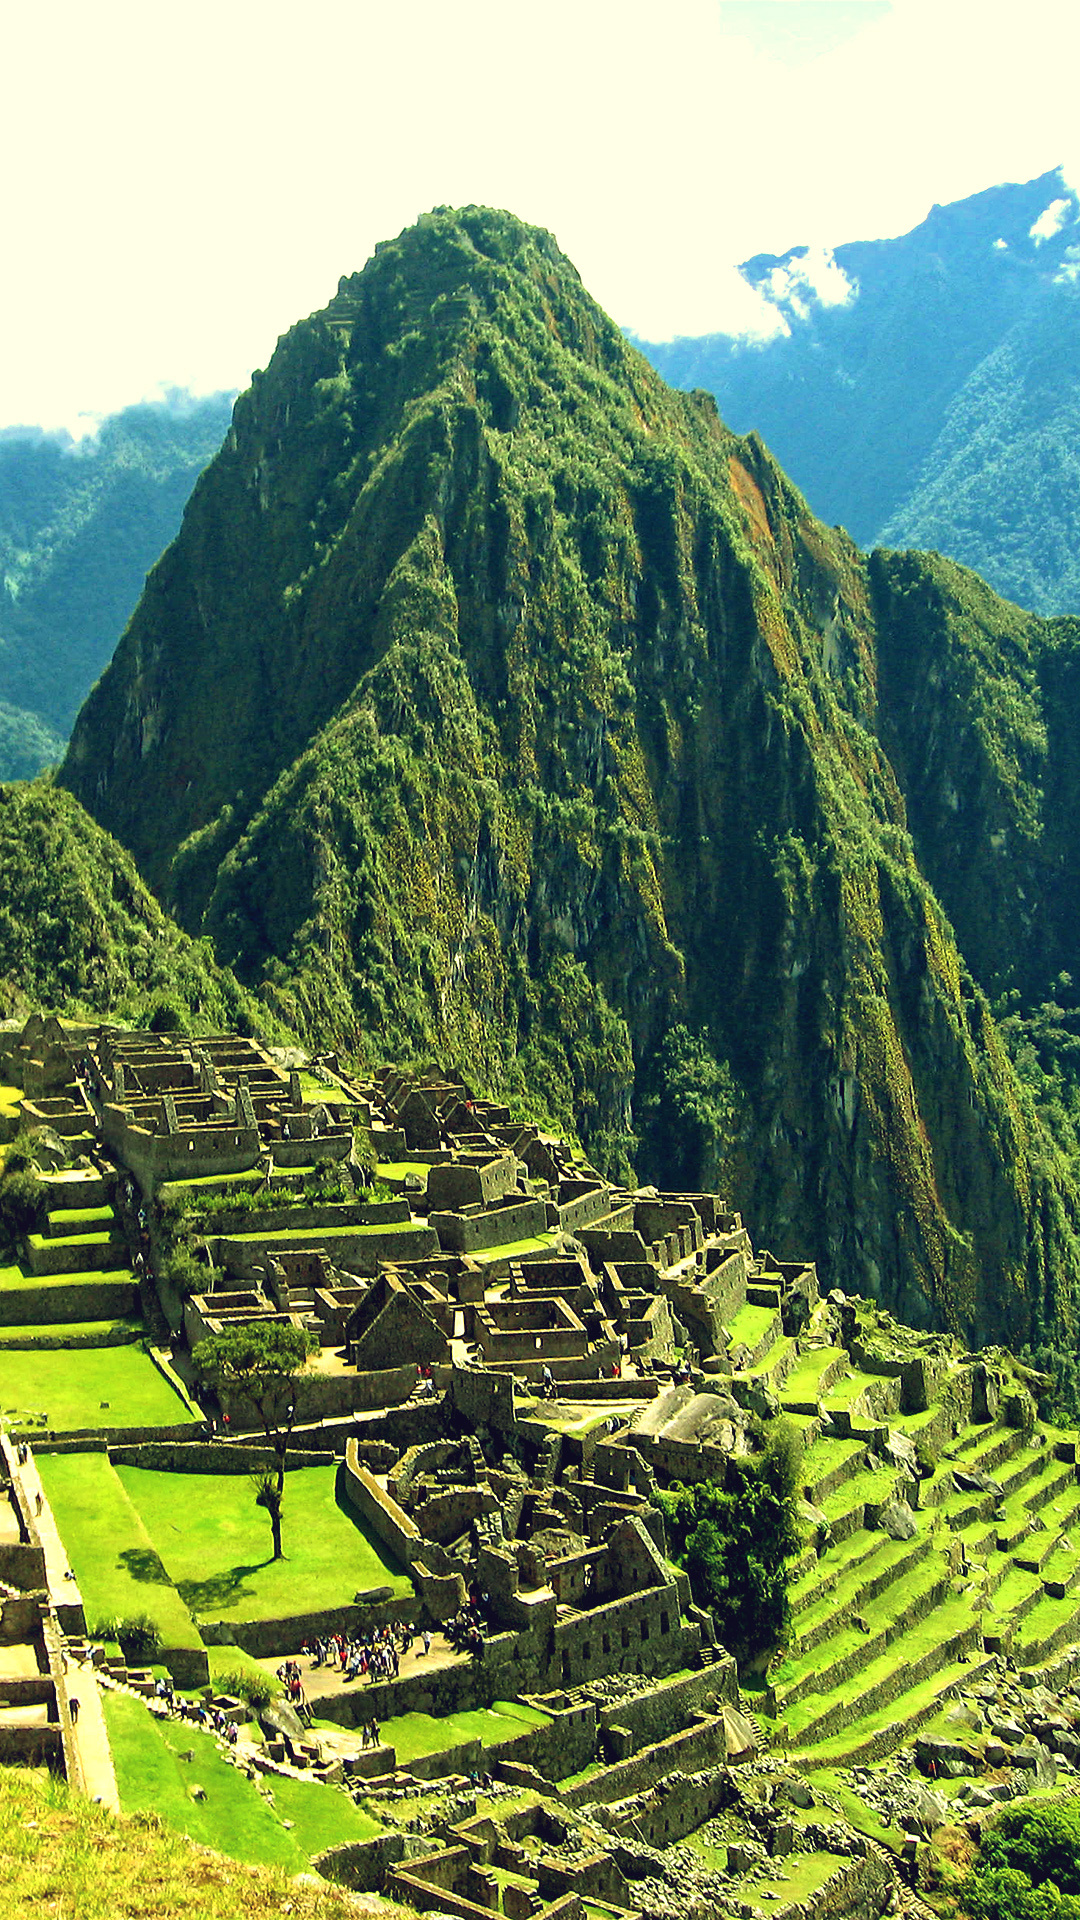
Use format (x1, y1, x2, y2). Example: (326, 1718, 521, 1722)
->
(114, 1463, 412, 1619)
(380, 1699, 551, 1762)
(467, 1233, 561, 1264)
(2, 1342, 197, 1430)
(36, 1452, 203, 1651)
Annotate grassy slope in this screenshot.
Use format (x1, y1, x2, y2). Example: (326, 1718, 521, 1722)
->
(35, 1452, 202, 1647)
(0, 1761, 396, 1920)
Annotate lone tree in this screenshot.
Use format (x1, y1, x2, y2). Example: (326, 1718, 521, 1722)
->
(192, 1323, 317, 1559)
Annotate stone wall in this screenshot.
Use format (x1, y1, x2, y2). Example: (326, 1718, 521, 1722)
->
(340, 1442, 462, 1584)
(0, 1543, 46, 1589)
(212, 1222, 439, 1280)
(562, 1713, 728, 1806)
(205, 1594, 422, 1658)
(0, 1276, 137, 1327)
(218, 1363, 416, 1427)
(431, 1199, 548, 1254)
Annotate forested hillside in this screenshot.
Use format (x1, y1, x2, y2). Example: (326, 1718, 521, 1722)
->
(56, 206, 1080, 1353)
(0, 394, 233, 778)
(640, 169, 1080, 615)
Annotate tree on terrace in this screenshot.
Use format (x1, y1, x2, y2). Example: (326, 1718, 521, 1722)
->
(191, 1323, 317, 1559)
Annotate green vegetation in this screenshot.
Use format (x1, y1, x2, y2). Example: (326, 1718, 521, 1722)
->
(0, 394, 234, 775)
(190, 1322, 319, 1558)
(381, 1699, 550, 1762)
(1, 1343, 196, 1431)
(113, 1463, 411, 1618)
(45, 204, 1080, 1346)
(0, 1760, 380, 1920)
(653, 1417, 802, 1658)
(962, 1798, 1080, 1919)
(0, 781, 283, 1035)
(35, 1452, 202, 1651)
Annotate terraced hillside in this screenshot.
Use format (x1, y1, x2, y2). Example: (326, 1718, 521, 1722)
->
(740, 1293, 1080, 1771)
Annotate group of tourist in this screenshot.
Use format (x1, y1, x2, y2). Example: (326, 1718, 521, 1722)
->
(275, 1658, 309, 1711)
(153, 1674, 239, 1744)
(301, 1619, 411, 1681)
(445, 1602, 488, 1660)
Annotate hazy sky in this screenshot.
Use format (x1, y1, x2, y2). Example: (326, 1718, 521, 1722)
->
(5, 0, 1080, 433)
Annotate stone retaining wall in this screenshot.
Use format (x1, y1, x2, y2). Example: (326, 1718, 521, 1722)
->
(0, 1276, 137, 1326)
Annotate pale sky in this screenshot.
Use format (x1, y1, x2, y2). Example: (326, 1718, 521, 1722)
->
(4, 0, 1080, 434)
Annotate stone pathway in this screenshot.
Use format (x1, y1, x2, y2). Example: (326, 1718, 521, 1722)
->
(65, 1650, 120, 1812)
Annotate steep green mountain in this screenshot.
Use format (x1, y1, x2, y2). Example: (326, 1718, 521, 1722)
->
(0, 779, 275, 1036)
(0, 394, 234, 778)
(639, 169, 1080, 614)
(58, 207, 1080, 1348)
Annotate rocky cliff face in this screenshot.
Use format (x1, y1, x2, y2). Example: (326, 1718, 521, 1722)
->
(60, 207, 1080, 1346)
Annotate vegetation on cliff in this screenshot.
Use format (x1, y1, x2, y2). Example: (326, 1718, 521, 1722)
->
(55, 206, 1080, 1351)
(0, 779, 277, 1037)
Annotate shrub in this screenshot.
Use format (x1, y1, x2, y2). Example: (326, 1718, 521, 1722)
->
(214, 1667, 275, 1711)
(116, 1615, 162, 1663)
(0, 1166, 47, 1242)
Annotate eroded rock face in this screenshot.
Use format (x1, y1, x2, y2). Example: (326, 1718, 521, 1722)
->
(57, 206, 1080, 1346)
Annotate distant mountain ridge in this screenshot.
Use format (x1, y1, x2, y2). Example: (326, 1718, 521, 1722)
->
(0, 393, 234, 778)
(638, 168, 1080, 614)
(55, 205, 1080, 1354)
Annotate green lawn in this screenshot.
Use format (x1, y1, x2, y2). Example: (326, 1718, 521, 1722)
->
(36, 1452, 203, 1650)
(382, 1699, 550, 1762)
(46, 1206, 115, 1229)
(115, 1463, 412, 1620)
(468, 1234, 560, 1264)
(1, 1343, 197, 1429)
(376, 1161, 434, 1180)
(103, 1692, 310, 1868)
(0, 1264, 133, 1291)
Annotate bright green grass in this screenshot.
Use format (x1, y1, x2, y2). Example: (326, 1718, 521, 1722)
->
(0, 1265, 133, 1291)
(821, 1465, 899, 1522)
(115, 1463, 412, 1619)
(0, 1317, 144, 1347)
(2, 1343, 196, 1429)
(0, 1085, 22, 1116)
(820, 1370, 875, 1412)
(103, 1691, 310, 1868)
(724, 1303, 777, 1350)
(751, 1851, 848, 1902)
(26, 1230, 114, 1251)
(264, 1772, 384, 1852)
(467, 1234, 560, 1264)
(298, 1074, 344, 1103)
(36, 1452, 203, 1648)
(224, 1221, 428, 1243)
(46, 1206, 115, 1229)
(376, 1162, 434, 1180)
(812, 1770, 906, 1850)
(781, 1347, 848, 1404)
(382, 1699, 549, 1762)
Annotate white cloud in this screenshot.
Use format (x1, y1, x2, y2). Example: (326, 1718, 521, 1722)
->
(5, 0, 1080, 424)
(993, 238, 1009, 250)
(1030, 197, 1073, 243)
(759, 248, 858, 324)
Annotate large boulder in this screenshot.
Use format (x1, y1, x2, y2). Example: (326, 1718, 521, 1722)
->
(878, 1498, 918, 1541)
